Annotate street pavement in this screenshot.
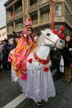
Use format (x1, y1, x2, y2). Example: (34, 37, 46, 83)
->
(0, 70, 21, 108)
(0, 70, 72, 108)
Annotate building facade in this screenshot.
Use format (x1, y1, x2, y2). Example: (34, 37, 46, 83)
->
(4, 0, 72, 36)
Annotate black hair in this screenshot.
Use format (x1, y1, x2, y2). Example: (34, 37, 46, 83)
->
(26, 34, 34, 45)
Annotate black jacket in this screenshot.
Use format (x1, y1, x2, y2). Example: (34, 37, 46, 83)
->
(63, 40, 72, 67)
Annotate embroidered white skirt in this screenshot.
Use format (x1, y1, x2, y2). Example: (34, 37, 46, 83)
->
(20, 69, 56, 102)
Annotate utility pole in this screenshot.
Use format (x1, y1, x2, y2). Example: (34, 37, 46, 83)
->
(50, 0, 55, 30)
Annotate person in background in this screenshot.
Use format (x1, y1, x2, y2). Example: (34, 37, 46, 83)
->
(8, 36, 19, 70)
(52, 26, 66, 80)
(0, 42, 4, 70)
(63, 35, 72, 82)
(2, 39, 9, 70)
(8, 35, 20, 81)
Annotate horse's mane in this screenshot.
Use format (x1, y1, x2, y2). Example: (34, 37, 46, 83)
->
(34, 33, 45, 53)
(37, 34, 45, 47)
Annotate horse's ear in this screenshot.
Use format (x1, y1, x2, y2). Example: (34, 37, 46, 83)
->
(41, 30, 44, 34)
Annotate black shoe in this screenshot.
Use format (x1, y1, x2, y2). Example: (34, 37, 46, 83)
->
(36, 102, 43, 107)
(55, 76, 62, 80)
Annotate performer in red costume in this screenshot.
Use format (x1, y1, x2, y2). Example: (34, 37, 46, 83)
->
(9, 17, 38, 81)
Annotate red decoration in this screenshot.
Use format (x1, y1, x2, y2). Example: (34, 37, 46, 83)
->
(44, 67, 49, 72)
(25, 17, 32, 26)
(16, 63, 21, 70)
(10, 12, 14, 17)
(8, 55, 12, 63)
(22, 62, 27, 72)
(21, 73, 27, 80)
(59, 33, 65, 40)
(34, 53, 49, 65)
(60, 25, 66, 32)
(28, 18, 32, 21)
(52, 29, 58, 35)
(28, 58, 33, 64)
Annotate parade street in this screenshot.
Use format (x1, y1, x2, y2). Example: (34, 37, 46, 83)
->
(0, 70, 72, 108)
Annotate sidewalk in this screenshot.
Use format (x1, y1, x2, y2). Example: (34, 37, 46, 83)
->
(0, 70, 21, 108)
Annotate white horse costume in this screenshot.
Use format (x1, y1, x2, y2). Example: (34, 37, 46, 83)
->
(19, 29, 65, 102)
(9, 29, 64, 103)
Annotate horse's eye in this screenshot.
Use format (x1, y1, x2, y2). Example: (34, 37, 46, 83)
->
(47, 33, 51, 36)
(60, 40, 63, 43)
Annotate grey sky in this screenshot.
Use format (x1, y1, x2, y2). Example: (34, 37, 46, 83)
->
(0, 0, 8, 28)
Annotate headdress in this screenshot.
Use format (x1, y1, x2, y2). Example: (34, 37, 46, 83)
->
(24, 17, 32, 28)
(22, 17, 33, 36)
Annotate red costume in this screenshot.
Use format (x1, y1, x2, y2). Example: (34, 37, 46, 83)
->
(9, 17, 38, 80)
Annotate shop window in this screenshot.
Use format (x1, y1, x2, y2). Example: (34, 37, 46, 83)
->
(55, 3, 62, 16)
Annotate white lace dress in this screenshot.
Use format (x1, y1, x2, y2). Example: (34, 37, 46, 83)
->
(19, 68, 56, 102)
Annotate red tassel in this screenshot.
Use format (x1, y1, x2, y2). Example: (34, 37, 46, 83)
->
(28, 18, 32, 21)
(8, 56, 12, 62)
(21, 73, 27, 80)
(28, 58, 32, 64)
(44, 67, 49, 72)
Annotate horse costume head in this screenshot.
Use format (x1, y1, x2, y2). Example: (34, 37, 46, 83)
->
(40, 29, 65, 49)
